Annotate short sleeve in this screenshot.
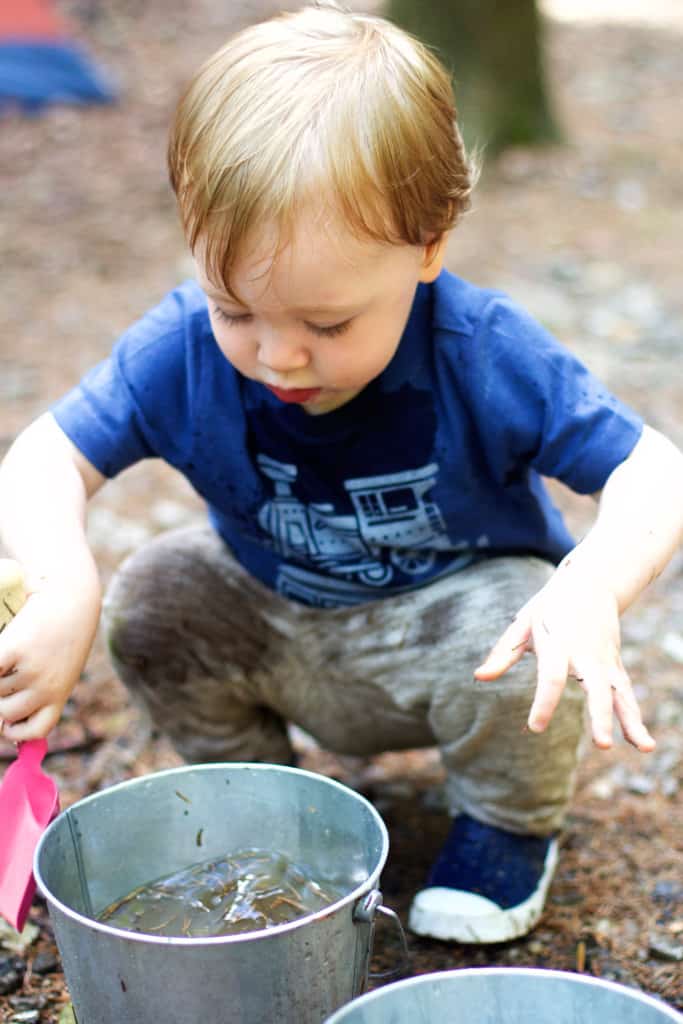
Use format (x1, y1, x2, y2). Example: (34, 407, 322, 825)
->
(51, 282, 208, 478)
(451, 296, 643, 494)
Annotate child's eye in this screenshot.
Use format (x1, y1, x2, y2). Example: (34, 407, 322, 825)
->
(213, 307, 251, 325)
(306, 319, 352, 338)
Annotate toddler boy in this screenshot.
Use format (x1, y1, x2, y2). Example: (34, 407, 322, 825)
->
(1, 3, 682, 944)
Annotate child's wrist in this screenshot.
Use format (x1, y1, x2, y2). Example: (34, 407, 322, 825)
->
(555, 539, 641, 614)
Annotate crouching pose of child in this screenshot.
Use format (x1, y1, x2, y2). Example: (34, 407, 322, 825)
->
(1, 3, 683, 944)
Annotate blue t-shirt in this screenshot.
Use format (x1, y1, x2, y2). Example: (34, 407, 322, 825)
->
(52, 270, 643, 608)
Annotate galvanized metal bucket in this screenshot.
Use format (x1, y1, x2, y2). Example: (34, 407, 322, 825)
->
(324, 967, 683, 1022)
(34, 763, 393, 1024)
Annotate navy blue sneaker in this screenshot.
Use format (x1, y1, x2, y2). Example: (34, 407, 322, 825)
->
(408, 813, 558, 943)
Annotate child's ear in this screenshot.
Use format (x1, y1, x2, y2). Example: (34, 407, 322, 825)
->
(419, 234, 448, 283)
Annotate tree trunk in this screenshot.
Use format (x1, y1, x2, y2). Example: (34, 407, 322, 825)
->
(385, 0, 560, 155)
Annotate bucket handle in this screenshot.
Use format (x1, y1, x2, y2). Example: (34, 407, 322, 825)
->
(353, 889, 411, 984)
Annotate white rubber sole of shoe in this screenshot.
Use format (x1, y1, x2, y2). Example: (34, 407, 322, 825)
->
(408, 837, 559, 944)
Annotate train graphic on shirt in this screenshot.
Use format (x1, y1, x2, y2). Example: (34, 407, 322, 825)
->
(256, 453, 475, 606)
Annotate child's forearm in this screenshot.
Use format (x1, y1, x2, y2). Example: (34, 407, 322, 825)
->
(475, 425, 682, 751)
(0, 415, 106, 738)
(0, 413, 102, 599)
(556, 425, 683, 609)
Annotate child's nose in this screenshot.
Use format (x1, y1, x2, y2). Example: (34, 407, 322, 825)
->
(257, 327, 310, 372)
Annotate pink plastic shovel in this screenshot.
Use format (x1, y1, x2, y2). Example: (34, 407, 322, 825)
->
(0, 560, 60, 931)
(0, 738, 59, 930)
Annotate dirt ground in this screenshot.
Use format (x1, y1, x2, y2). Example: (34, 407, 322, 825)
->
(1, 1, 682, 1020)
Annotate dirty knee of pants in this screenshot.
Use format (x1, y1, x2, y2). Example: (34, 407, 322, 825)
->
(100, 526, 294, 764)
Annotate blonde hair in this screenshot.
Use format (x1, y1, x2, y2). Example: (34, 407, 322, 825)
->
(168, 2, 476, 295)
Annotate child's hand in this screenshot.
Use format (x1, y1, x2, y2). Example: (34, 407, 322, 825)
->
(0, 576, 100, 741)
(474, 566, 656, 752)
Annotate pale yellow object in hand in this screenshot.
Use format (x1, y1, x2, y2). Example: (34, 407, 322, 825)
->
(0, 560, 26, 629)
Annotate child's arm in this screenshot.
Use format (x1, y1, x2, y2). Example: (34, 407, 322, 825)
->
(475, 425, 683, 752)
(0, 413, 105, 741)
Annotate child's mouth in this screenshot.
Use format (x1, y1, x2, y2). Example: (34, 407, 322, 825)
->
(266, 385, 322, 404)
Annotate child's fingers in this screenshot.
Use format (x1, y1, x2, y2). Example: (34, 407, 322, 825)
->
(571, 657, 640, 750)
(1, 705, 57, 742)
(474, 613, 532, 680)
(0, 639, 20, 679)
(580, 668, 615, 749)
(611, 674, 656, 752)
(0, 668, 20, 695)
(0, 687, 39, 725)
(526, 620, 569, 732)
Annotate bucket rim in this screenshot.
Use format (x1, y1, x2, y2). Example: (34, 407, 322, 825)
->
(33, 761, 390, 947)
(323, 967, 683, 1022)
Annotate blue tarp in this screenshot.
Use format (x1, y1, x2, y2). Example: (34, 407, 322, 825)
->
(0, 40, 116, 112)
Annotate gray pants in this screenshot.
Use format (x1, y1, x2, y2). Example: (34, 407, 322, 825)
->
(102, 526, 585, 835)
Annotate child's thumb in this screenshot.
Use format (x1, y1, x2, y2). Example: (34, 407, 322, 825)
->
(474, 614, 531, 680)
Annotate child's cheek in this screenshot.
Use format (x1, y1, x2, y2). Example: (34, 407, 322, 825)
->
(215, 331, 246, 367)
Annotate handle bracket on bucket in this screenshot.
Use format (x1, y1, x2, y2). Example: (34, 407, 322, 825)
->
(353, 889, 383, 924)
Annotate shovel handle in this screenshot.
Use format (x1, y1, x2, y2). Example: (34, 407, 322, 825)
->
(17, 738, 48, 765)
(0, 559, 27, 627)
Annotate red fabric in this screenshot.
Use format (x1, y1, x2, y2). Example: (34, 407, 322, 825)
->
(0, 0, 69, 41)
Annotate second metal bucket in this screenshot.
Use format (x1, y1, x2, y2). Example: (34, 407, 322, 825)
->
(324, 967, 683, 1023)
(34, 763, 390, 1024)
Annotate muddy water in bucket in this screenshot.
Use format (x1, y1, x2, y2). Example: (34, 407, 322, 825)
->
(34, 764, 389, 1024)
(98, 848, 344, 936)
(323, 967, 683, 1024)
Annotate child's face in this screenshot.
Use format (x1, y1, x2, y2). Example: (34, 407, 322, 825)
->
(194, 211, 445, 415)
